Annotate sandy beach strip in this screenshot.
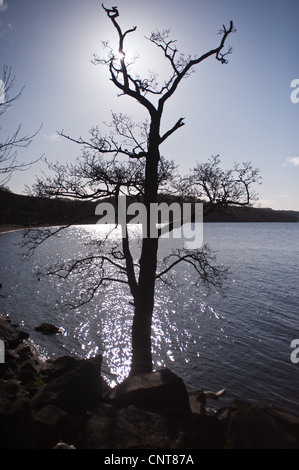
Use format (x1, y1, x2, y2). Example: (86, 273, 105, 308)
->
(0, 225, 27, 234)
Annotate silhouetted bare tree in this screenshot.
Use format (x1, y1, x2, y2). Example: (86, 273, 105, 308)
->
(26, 6, 260, 376)
(0, 65, 41, 184)
(181, 156, 261, 214)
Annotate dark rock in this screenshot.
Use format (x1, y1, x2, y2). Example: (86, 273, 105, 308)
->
(75, 403, 119, 449)
(114, 405, 175, 449)
(40, 356, 79, 383)
(0, 381, 34, 449)
(52, 442, 76, 449)
(3, 357, 19, 372)
(15, 343, 35, 361)
(0, 315, 29, 349)
(75, 403, 175, 449)
(0, 339, 42, 382)
(5, 349, 19, 362)
(189, 390, 206, 414)
(31, 355, 102, 415)
(32, 404, 68, 449)
(58, 412, 87, 444)
(175, 412, 226, 449)
(189, 388, 226, 415)
(35, 323, 61, 335)
(105, 368, 191, 414)
(2, 314, 299, 450)
(225, 399, 299, 449)
(268, 408, 299, 440)
(20, 358, 39, 374)
(19, 368, 37, 385)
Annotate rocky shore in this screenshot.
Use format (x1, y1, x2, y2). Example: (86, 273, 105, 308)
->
(1, 314, 299, 449)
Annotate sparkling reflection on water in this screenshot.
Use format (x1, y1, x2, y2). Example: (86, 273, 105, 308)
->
(0, 223, 299, 413)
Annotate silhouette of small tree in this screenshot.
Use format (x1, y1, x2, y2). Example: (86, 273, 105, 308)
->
(0, 65, 41, 185)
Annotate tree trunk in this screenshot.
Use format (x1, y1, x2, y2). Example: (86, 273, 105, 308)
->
(130, 115, 161, 376)
(130, 237, 159, 375)
(130, 296, 154, 375)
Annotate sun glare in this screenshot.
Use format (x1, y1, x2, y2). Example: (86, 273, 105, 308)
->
(114, 51, 125, 61)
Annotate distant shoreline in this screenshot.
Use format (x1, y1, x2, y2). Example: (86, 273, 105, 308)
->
(1, 219, 299, 236)
(1, 190, 299, 226)
(0, 225, 27, 234)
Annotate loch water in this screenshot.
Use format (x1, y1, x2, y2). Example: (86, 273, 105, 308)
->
(0, 223, 298, 413)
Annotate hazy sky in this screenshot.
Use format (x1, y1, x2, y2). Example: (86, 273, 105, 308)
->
(1, 0, 299, 210)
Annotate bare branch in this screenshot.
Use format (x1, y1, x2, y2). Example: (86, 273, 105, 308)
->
(59, 113, 148, 161)
(158, 21, 235, 110)
(160, 117, 185, 144)
(0, 65, 42, 184)
(23, 7, 249, 376)
(156, 245, 228, 290)
(122, 227, 138, 299)
(147, 30, 191, 78)
(183, 156, 261, 212)
(31, 237, 132, 309)
(99, 5, 157, 117)
(0, 65, 24, 118)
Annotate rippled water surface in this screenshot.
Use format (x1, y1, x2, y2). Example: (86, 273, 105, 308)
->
(0, 223, 298, 413)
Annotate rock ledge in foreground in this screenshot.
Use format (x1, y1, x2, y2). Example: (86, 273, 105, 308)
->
(1, 314, 299, 449)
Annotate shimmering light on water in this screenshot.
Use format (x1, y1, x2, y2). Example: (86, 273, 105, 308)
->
(0, 223, 299, 413)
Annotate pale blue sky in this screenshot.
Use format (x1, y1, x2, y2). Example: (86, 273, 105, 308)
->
(1, 0, 298, 210)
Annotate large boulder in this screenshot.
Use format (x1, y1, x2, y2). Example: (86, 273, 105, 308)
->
(225, 399, 299, 449)
(269, 408, 299, 439)
(0, 381, 34, 449)
(75, 403, 117, 449)
(0, 317, 42, 383)
(113, 405, 176, 449)
(39, 356, 79, 383)
(31, 355, 103, 415)
(0, 315, 29, 349)
(35, 323, 61, 335)
(75, 403, 175, 449)
(32, 404, 68, 449)
(174, 412, 227, 449)
(105, 368, 191, 414)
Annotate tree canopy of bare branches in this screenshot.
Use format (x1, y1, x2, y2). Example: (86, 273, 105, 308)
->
(25, 6, 260, 376)
(180, 155, 261, 214)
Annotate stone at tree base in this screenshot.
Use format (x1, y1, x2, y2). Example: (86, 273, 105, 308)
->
(105, 368, 191, 414)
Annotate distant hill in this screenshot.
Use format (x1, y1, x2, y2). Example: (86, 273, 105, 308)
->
(204, 205, 299, 223)
(0, 190, 98, 228)
(0, 189, 298, 229)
